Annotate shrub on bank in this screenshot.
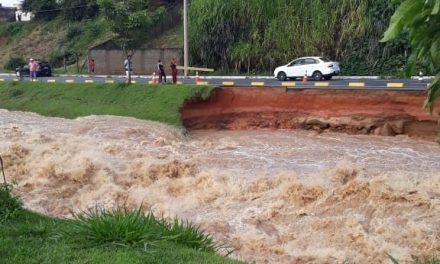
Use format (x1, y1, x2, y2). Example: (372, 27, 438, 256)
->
(0, 183, 22, 223)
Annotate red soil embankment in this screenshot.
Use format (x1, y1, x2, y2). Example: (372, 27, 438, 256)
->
(182, 87, 440, 139)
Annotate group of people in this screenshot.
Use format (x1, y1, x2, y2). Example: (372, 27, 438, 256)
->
(123, 57, 179, 84)
(25, 56, 178, 83)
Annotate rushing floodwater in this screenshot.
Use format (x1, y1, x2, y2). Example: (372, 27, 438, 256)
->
(1, 109, 440, 263)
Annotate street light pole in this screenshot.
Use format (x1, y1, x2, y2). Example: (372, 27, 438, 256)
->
(183, 0, 188, 77)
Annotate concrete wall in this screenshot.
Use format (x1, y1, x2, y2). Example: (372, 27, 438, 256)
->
(0, 7, 16, 22)
(88, 48, 181, 75)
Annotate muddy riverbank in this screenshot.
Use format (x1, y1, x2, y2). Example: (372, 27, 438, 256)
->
(182, 88, 440, 139)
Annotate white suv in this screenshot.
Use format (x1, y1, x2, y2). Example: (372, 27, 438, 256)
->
(274, 57, 340, 81)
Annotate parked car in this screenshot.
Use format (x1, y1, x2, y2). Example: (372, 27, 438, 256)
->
(274, 57, 340, 81)
(16, 61, 52, 77)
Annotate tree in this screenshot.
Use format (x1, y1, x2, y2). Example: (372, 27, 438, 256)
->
(98, 0, 162, 83)
(21, 0, 59, 20)
(59, 0, 99, 21)
(382, 0, 440, 112)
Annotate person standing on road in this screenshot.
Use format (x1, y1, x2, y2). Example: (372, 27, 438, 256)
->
(28, 58, 38, 81)
(124, 56, 133, 80)
(157, 60, 166, 83)
(170, 58, 177, 84)
(88, 59, 95, 77)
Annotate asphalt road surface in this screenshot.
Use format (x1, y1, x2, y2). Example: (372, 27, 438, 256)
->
(0, 73, 431, 90)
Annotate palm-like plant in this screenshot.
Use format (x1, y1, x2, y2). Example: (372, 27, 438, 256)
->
(382, 0, 440, 111)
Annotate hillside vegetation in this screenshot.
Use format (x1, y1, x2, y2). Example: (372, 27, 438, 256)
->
(0, 0, 431, 76)
(0, 16, 112, 71)
(0, 0, 179, 72)
(188, 0, 410, 75)
(0, 81, 211, 126)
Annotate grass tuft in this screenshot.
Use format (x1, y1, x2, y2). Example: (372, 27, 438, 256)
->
(387, 254, 440, 264)
(63, 206, 220, 253)
(419, 260, 440, 264)
(160, 218, 219, 252)
(65, 207, 161, 247)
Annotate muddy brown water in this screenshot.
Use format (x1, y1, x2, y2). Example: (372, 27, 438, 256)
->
(1, 109, 440, 263)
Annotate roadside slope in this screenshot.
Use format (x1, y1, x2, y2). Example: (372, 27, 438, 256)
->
(0, 81, 211, 126)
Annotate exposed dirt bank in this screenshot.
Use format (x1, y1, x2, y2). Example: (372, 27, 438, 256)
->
(182, 87, 440, 139)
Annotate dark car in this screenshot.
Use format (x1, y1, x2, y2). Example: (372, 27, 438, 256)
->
(16, 61, 52, 77)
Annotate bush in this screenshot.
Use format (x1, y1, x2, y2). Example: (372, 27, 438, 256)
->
(66, 24, 83, 40)
(84, 22, 101, 37)
(21, 0, 59, 21)
(5, 22, 24, 38)
(48, 49, 66, 68)
(64, 206, 219, 252)
(60, 0, 99, 21)
(4, 55, 26, 71)
(0, 183, 22, 223)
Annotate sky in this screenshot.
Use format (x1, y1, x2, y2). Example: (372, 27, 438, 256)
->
(0, 0, 21, 7)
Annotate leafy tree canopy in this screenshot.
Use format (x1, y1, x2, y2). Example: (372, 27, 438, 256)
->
(59, 0, 100, 21)
(98, 0, 162, 51)
(21, 0, 100, 21)
(382, 0, 440, 110)
(97, 0, 166, 83)
(21, 0, 59, 20)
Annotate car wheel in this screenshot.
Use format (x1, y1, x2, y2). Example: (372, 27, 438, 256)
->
(324, 75, 332, 81)
(313, 71, 323, 81)
(277, 72, 287, 81)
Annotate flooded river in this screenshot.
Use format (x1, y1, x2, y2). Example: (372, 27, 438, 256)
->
(1, 109, 440, 263)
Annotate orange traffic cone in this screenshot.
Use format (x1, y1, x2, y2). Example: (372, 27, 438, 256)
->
(151, 72, 157, 84)
(303, 71, 308, 84)
(195, 71, 200, 84)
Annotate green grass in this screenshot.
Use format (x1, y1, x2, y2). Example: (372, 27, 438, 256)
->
(65, 207, 225, 253)
(0, 81, 212, 126)
(0, 209, 240, 264)
(0, 184, 240, 264)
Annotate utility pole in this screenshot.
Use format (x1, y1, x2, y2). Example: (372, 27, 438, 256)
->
(183, 0, 188, 77)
